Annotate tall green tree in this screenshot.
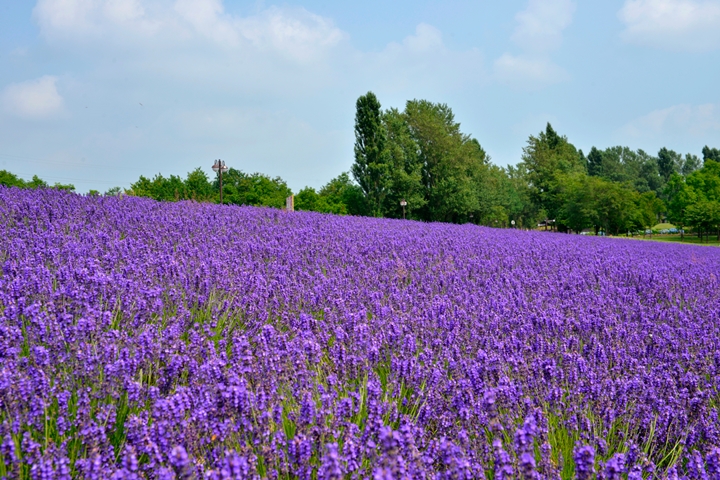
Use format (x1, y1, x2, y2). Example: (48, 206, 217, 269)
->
(686, 159, 720, 202)
(665, 160, 720, 237)
(685, 200, 720, 241)
(657, 147, 680, 182)
(587, 147, 604, 177)
(519, 123, 585, 229)
(635, 191, 665, 230)
(185, 168, 214, 201)
(702, 146, 720, 164)
(593, 180, 640, 235)
(352, 92, 389, 217)
(505, 164, 541, 228)
(598, 147, 662, 194)
(556, 173, 596, 233)
(664, 173, 695, 235)
(403, 99, 488, 223)
(381, 108, 426, 219)
(680, 154, 701, 176)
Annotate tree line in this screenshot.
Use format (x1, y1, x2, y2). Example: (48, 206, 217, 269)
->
(2, 91, 719, 238)
(0, 170, 76, 191)
(350, 92, 720, 237)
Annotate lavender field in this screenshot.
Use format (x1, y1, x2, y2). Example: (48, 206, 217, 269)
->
(1, 187, 719, 479)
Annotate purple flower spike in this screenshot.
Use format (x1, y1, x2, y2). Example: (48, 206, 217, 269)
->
(603, 453, 625, 480)
(706, 448, 720, 480)
(319, 443, 344, 480)
(687, 450, 709, 480)
(573, 444, 595, 480)
(493, 438, 513, 480)
(169, 445, 196, 480)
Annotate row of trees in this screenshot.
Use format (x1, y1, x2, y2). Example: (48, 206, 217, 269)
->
(0, 170, 75, 191)
(3, 91, 719, 238)
(511, 124, 719, 237)
(125, 168, 371, 215)
(349, 92, 719, 235)
(665, 160, 720, 241)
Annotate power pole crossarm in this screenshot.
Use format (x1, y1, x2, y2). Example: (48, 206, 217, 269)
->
(212, 159, 229, 204)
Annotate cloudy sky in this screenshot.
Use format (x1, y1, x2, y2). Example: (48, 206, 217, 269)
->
(1, 0, 719, 193)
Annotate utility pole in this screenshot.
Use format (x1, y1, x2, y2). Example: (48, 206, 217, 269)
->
(212, 160, 228, 204)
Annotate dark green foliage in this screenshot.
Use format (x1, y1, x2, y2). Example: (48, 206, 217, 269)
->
(218, 169, 292, 208)
(185, 168, 215, 201)
(556, 173, 663, 235)
(577, 149, 588, 173)
(681, 154, 701, 176)
(685, 200, 720, 238)
(352, 92, 389, 217)
(665, 160, 720, 240)
(129, 173, 190, 201)
(380, 108, 426, 219)
(319, 172, 369, 216)
(402, 100, 489, 223)
(664, 173, 693, 230)
(0, 170, 74, 191)
(519, 123, 586, 227)
(0, 170, 26, 188)
(585, 147, 663, 195)
(129, 168, 214, 202)
(505, 164, 541, 228)
(686, 160, 720, 202)
(657, 147, 680, 182)
(600, 147, 662, 194)
(295, 173, 369, 216)
(702, 145, 720, 164)
(587, 147, 603, 177)
(294, 187, 321, 212)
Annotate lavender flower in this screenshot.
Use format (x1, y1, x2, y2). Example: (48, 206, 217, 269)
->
(573, 444, 595, 480)
(1, 186, 719, 477)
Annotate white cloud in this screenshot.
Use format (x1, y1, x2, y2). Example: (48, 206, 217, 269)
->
(33, 0, 344, 62)
(30, 1, 482, 91)
(401, 23, 444, 53)
(1, 76, 64, 119)
(493, 0, 575, 89)
(172, 0, 245, 47)
(237, 6, 345, 61)
(372, 24, 485, 93)
(622, 103, 720, 139)
(33, 0, 96, 33)
(378, 24, 446, 60)
(618, 0, 720, 51)
(104, 0, 145, 23)
(493, 54, 569, 88)
(512, 0, 576, 53)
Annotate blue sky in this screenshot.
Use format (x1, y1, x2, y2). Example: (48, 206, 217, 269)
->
(1, 0, 719, 193)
